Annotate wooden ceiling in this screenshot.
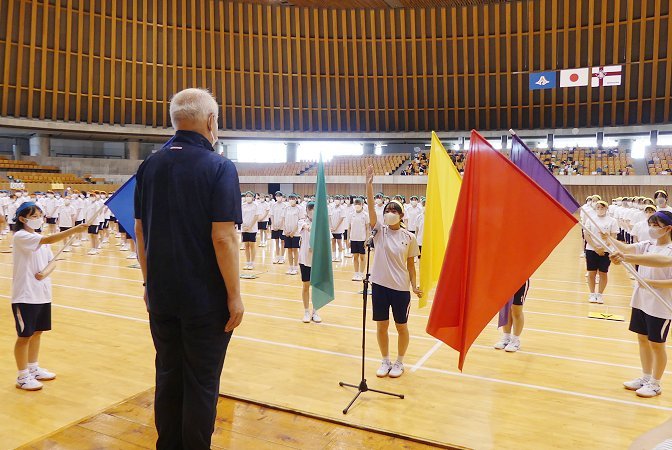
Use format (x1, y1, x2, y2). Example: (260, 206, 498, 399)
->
(235, 0, 516, 9)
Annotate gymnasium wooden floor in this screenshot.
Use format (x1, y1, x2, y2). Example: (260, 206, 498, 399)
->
(1, 225, 671, 449)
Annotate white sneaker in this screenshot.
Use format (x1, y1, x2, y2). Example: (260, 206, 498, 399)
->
(595, 293, 604, 304)
(286, 269, 293, 275)
(249, 263, 255, 271)
(127, 253, 137, 259)
(62, 248, 71, 252)
(102, 238, 109, 244)
(494, 336, 511, 350)
(80, 237, 88, 241)
(272, 257, 278, 264)
(71, 241, 81, 247)
(352, 274, 360, 281)
(87, 249, 97, 255)
(624, 377, 649, 390)
(16, 375, 43, 391)
(115, 233, 122, 238)
(30, 367, 56, 381)
(636, 382, 662, 398)
(589, 293, 598, 303)
(389, 361, 404, 378)
(120, 244, 130, 251)
(279, 257, 285, 264)
(302, 311, 311, 323)
(376, 360, 392, 378)
(579, 252, 585, 258)
(504, 338, 521, 352)
(311, 311, 322, 323)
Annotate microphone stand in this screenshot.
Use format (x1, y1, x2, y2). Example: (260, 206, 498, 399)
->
(339, 230, 404, 414)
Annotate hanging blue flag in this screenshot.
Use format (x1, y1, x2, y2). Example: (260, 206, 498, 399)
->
(105, 175, 137, 240)
(529, 71, 557, 90)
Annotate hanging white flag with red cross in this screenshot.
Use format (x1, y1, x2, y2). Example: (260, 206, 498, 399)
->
(591, 65, 622, 87)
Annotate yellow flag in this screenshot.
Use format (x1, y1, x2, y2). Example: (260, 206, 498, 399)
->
(418, 131, 462, 308)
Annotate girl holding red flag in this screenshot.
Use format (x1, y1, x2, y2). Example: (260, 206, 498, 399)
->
(365, 166, 422, 379)
(609, 210, 672, 398)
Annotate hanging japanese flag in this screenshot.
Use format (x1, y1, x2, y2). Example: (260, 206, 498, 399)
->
(591, 65, 622, 87)
(559, 68, 590, 87)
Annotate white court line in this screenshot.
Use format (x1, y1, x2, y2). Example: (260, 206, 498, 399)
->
(27, 301, 672, 413)
(531, 286, 631, 298)
(410, 341, 442, 373)
(531, 276, 636, 290)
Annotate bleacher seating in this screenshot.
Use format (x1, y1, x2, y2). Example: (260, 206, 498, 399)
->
(0, 157, 60, 173)
(302, 154, 408, 176)
(647, 148, 672, 175)
(534, 148, 634, 176)
(235, 162, 313, 176)
(7, 171, 87, 184)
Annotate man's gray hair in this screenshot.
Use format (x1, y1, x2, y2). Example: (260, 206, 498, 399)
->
(169, 88, 219, 128)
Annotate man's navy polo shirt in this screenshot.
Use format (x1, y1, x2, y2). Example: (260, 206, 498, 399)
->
(134, 130, 242, 317)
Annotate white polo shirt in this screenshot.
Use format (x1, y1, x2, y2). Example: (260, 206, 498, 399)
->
(12, 230, 53, 304)
(349, 210, 370, 242)
(632, 241, 672, 319)
(370, 222, 420, 292)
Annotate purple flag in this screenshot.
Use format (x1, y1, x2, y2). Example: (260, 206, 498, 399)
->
(498, 299, 513, 328)
(510, 134, 581, 214)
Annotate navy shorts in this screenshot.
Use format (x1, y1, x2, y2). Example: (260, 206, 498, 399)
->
(110, 216, 117, 222)
(586, 250, 611, 273)
(284, 236, 300, 249)
(59, 226, 71, 232)
(88, 225, 99, 234)
(46, 218, 57, 224)
(299, 263, 311, 282)
(242, 232, 257, 242)
(629, 308, 672, 343)
(372, 283, 411, 324)
(75, 220, 84, 226)
(343, 230, 348, 241)
(271, 230, 284, 240)
(332, 233, 343, 240)
(12, 303, 52, 337)
(513, 279, 530, 306)
(258, 221, 268, 230)
(103, 220, 110, 229)
(350, 241, 365, 254)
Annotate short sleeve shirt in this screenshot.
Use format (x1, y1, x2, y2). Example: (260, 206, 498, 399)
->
(12, 230, 53, 304)
(632, 241, 672, 319)
(134, 130, 242, 317)
(370, 222, 420, 292)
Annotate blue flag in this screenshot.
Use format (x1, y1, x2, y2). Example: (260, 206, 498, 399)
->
(105, 175, 137, 240)
(529, 71, 557, 90)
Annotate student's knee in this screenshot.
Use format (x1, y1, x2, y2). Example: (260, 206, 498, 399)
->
(394, 323, 409, 334)
(376, 320, 389, 331)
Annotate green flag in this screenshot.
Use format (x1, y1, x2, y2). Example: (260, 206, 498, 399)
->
(310, 155, 335, 310)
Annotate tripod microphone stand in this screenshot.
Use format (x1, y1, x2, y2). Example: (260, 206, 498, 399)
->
(339, 234, 404, 414)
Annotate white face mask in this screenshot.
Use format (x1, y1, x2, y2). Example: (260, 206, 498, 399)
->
(47, 194, 54, 198)
(650, 226, 669, 239)
(411, 201, 418, 207)
(64, 201, 71, 206)
(16, 193, 22, 198)
(289, 200, 297, 206)
(26, 217, 44, 230)
(384, 212, 400, 226)
(375, 199, 383, 205)
(245, 197, 253, 203)
(355, 205, 363, 212)
(657, 198, 666, 206)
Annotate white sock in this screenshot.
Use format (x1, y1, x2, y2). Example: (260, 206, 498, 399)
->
(396, 356, 404, 363)
(383, 356, 390, 363)
(305, 309, 310, 314)
(511, 335, 520, 343)
(502, 333, 511, 341)
(643, 373, 652, 381)
(651, 377, 660, 386)
(28, 362, 38, 371)
(18, 369, 30, 379)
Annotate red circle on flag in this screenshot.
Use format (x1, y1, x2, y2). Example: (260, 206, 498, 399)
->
(570, 73, 579, 82)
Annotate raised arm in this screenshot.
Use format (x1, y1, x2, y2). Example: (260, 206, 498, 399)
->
(365, 165, 377, 229)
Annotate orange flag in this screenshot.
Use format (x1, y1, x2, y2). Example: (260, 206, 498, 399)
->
(426, 130, 578, 370)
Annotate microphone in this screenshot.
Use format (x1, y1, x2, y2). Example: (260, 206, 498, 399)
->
(366, 228, 378, 247)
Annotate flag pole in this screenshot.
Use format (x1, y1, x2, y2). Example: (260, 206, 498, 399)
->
(580, 220, 672, 314)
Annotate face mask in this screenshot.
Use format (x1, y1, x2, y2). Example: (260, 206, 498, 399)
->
(245, 197, 253, 203)
(265, 198, 270, 202)
(597, 209, 607, 217)
(657, 198, 666, 206)
(384, 212, 400, 226)
(64, 201, 71, 206)
(26, 218, 43, 230)
(411, 201, 418, 207)
(328, 199, 333, 204)
(289, 200, 297, 206)
(650, 226, 669, 239)
(307, 211, 313, 220)
(355, 205, 363, 212)
(208, 115, 218, 147)
(334, 200, 341, 206)
(47, 194, 54, 198)
(375, 199, 382, 205)
(16, 193, 22, 198)
(304, 198, 309, 202)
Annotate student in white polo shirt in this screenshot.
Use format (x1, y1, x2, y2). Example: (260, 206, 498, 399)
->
(283, 194, 302, 275)
(56, 198, 77, 253)
(404, 195, 422, 234)
(270, 191, 286, 264)
(365, 166, 421, 379)
(348, 197, 369, 281)
(584, 200, 619, 304)
(241, 191, 260, 270)
(257, 194, 271, 247)
(298, 202, 322, 324)
(329, 195, 345, 262)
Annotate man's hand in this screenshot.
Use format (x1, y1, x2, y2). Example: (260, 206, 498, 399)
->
(225, 295, 244, 333)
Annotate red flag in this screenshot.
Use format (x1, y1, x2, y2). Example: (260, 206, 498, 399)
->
(426, 130, 578, 370)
